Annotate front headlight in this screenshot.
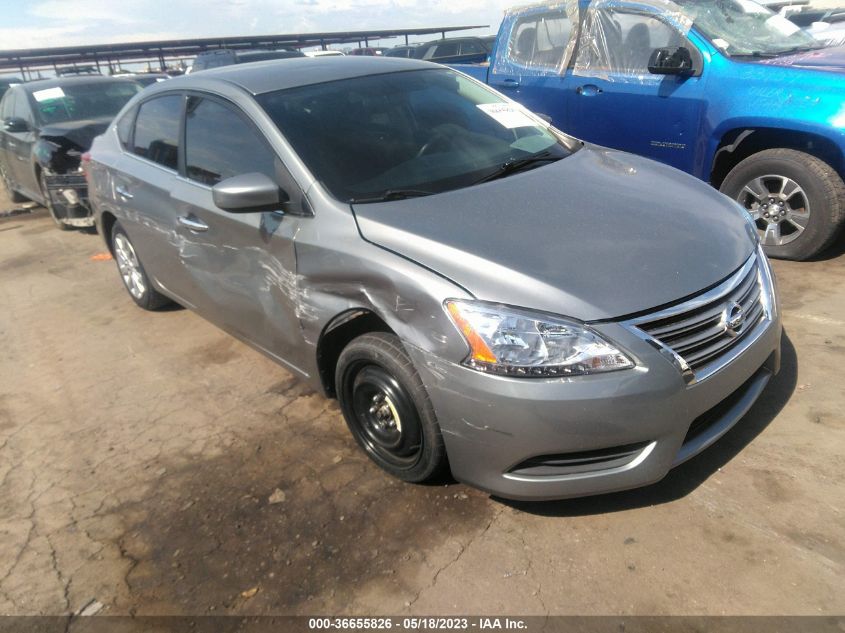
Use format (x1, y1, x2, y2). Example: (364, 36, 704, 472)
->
(445, 300, 634, 378)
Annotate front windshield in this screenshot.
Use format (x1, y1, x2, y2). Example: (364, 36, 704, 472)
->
(676, 0, 824, 56)
(31, 81, 142, 125)
(256, 68, 575, 202)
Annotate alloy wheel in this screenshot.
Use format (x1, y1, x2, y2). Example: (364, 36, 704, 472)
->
(736, 174, 810, 246)
(113, 233, 147, 300)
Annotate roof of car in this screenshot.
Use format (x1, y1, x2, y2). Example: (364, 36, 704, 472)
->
(18, 75, 139, 93)
(171, 55, 437, 95)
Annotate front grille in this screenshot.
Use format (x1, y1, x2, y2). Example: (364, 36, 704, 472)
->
(632, 255, 766, 375)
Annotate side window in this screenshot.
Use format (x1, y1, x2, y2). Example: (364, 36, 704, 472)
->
(506, 11, 574, 70)
(116, 107, 136, 150)
(575, 10, 687, 76)
(13, 93, 32, 124)
(427, 42, 460, 59)
(1, 91, 15, 120)
(460, 40, 485, 55)
(132, 95, 181, 170)
(184, 96, 278, 186)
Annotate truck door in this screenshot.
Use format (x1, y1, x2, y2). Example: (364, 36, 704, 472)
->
(565, 5, 708, 174)
(487, 5, 580, 128)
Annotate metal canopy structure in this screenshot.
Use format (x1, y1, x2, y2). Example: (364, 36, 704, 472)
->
(0, 26, 488, 78)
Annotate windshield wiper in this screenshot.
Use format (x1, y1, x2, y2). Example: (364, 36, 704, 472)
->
(349, 189, 435, 204)
(770, 44, 826, 56)
(472, 151, 561, 185)
(731, 51, 779, 58)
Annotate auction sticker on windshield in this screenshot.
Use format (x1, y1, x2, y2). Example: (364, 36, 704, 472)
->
(33, 87, 65, 102)
(477, 103, 536, 129)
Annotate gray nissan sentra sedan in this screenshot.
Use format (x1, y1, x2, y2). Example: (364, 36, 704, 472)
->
(86, 56, 782, 501)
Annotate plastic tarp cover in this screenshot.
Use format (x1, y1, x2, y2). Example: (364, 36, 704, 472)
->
(572, 0, 693, 83)
(491, 0, 580, 77)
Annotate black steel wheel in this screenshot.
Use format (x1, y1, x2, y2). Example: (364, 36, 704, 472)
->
(336, 332, 448, 482)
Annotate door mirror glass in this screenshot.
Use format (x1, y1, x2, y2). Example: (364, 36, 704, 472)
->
(211, 172, 288, 213)
(648, 46, 695, 75)
(3, 117, 29, 133)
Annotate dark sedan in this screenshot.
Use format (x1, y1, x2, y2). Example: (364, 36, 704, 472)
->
(0, 76, 141, 228)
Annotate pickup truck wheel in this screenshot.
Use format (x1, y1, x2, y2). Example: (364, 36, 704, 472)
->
(39, 172, 72, 231)
(111, 222, 173, 311)
(720, 149, 845, 260)
(336, 333, 448, 483)
(1, 164, 26, 203)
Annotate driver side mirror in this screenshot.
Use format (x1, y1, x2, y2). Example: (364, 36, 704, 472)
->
(3, 117, 30, 133)
(211, 172, 289, 213)
(647, 46, 695, 76)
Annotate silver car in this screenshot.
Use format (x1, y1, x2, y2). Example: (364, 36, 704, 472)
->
(87, 57, 782, 501)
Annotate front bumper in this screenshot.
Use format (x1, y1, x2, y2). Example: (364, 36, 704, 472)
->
(407, 283, 782, 501)
(43, 173, 94, 227)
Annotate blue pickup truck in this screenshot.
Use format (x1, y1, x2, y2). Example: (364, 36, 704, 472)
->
(454, 0, 845, 259)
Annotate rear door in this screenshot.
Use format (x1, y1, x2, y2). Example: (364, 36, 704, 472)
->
(564, 6, 708, 173)
(487, 6, 580, 126)
(8, 90, 39, 197)
(110, 93, 197, 303)
(0, 90, 16, 183)
(170, 94, 306, 370)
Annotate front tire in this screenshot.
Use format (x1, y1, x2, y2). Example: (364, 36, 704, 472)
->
(720, 149, 845, 260)
(111, 222, 173, 311)
(336, 333, 448, 483)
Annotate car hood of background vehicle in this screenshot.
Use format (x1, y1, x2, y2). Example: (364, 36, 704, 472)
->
(38, 117, 113, 151)
(757, 45, 845, 73)
(352, 146, 755, 322)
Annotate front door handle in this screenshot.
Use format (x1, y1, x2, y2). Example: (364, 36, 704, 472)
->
(177, 215, 209, 232)
(501, 78, 520, 89)
(576, 84, 603, 96)
(115, 185, 133, 199)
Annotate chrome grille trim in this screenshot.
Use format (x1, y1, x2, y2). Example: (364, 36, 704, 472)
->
(623, 249, 774, 383)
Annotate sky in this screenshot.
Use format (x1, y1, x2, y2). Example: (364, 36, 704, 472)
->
(0, 0, 518, 51)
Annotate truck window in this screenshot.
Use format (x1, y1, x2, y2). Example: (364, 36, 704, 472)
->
(500, 10, 575, 73)
(574, 9, 688, 77)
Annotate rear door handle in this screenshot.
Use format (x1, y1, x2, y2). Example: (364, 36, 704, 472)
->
(501, 78, 520, 89)
(115, 185, 133, 199)
(177, 215, 209, 232)
(576, 84, 602, 96)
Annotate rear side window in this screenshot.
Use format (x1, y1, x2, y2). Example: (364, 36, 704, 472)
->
(184, 96, 278, 186)
(0, 90, 15, 120)
(507, 11, 574, 70)
(132, 95, 181, 170)
(116, 107, 136, 149)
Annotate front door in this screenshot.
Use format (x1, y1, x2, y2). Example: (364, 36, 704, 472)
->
(170, 95, 306, 372)
(564, 7, 708, 174)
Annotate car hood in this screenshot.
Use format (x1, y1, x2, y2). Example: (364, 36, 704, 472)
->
(757, 45, 845, 73)
(352, 146, 756, 322)
(38, 117, 113, 151)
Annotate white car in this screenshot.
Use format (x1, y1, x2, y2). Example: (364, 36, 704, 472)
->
(305, 50, 345, 57)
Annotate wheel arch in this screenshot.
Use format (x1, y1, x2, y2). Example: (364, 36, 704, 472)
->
(316, 308, 396, 398)
(100, 210, 118, 253)
(710, 126, 845, 189)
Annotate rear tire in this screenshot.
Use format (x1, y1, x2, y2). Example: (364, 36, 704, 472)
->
(1, 163, 26, 203)
(336, 333, 448, 483)
(110, 222, 173, 311)
(720, 149, 845, 260)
